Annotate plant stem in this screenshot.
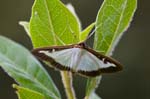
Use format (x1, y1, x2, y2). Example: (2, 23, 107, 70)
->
(61, 71, 76, 99)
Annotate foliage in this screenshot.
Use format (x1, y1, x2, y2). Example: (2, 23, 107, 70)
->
(13, 84, 45, 99)
(0, 36, 60, 99)
(0, 0, 137, 99)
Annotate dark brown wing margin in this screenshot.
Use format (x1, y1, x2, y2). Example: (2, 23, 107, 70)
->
(31, 43, 123, 77)
(32, 44, 75, 52)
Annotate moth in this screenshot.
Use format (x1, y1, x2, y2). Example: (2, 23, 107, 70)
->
(32, 42, 122, 77)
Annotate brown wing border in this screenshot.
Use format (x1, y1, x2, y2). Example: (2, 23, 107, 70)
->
(31, 43, 123, 77)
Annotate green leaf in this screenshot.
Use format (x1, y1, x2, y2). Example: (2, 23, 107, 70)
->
(30, 0, 81, 47)
(13, 84, 45, 99)
(19, 21, 30, 37)
(94, 0, 137, 55)
(0, 36, 61, 99)
(85, 77, 101, 99)
(79, 23, 95, 42)
(86, 0, 137, 99)
(85, 92, 101, 99)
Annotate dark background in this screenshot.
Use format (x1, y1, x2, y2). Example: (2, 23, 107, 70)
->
(0, 0, 149, 99)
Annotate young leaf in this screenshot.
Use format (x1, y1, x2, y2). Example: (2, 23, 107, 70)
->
(13, 84, 45, 99)
(0, 36, 61, 99)
(85, 77, 101, 99)
(86, 0, 137, 98)
(94, 0, 137, 55)
(89, 93, 101, 99)
(79, 23, 95, 42)
(85, 92, 101, 99)
(19, 21, 30, 37)
(30, 0, 81, 47)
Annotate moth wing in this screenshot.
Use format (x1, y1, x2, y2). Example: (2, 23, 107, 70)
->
(32, 45, 122, 77)
(76, 49, 99, 71)
(38, 48, 75, 69)
(79, 50, 117, 70)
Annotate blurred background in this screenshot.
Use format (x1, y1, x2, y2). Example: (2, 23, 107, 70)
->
(0, 0, 149, 99)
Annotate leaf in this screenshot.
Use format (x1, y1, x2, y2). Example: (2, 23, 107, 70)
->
(86, 0, 137, 98)
(85, 92, 101, 99)
(13, 84, 45, 99)
(29, 1, 80, 99)
(94, 0, 137, 55)
(79, 23, 95, 42)
(19, 21, 30, 37)
(85, 77, 102, 99)
(30, 0, 81, 48)
(0, 36, 61, 99)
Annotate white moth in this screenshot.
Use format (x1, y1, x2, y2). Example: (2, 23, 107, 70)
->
(32, 43, 122, 77)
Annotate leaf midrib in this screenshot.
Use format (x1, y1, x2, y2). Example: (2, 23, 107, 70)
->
(44, 0, 57, 45)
